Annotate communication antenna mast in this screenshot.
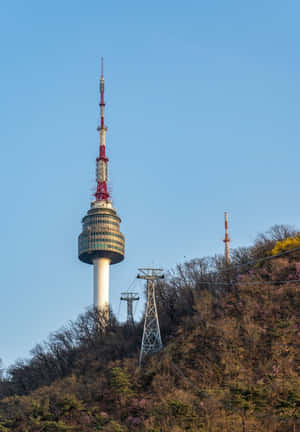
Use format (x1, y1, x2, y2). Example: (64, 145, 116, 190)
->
(223, 211, 231, 265)
(120, 292, 139, 326)
(137, 268, 164, 366)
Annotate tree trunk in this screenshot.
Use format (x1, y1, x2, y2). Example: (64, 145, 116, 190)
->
(242, 415, 246, 432)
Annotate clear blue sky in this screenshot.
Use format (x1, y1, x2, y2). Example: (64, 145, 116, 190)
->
(0, 1, 299, 367)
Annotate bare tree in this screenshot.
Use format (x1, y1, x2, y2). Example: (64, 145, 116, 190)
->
(0, 358, 3, 381)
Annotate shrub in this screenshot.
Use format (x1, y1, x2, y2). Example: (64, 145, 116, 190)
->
(271, 236, 300, 256)
(110, 368, 135, 400)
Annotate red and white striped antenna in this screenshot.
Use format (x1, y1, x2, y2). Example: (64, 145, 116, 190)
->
(95, 57, 110, 202)
(223, 212, 231, 265)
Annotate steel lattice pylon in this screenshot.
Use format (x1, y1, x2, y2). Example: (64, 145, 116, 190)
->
(120, 292, 139, 326)
(137, 268, 164, 366)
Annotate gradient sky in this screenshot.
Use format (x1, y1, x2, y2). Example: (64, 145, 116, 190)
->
(0, 1, 299, 367)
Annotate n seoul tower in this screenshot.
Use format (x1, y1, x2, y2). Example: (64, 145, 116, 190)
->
(78, 59, 125, 312)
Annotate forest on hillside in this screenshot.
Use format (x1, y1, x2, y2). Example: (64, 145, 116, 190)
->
(0, 225, 299, 432)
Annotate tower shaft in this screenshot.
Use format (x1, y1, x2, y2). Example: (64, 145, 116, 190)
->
(93, 257, 110, 311)
(137, 269, 164, 366)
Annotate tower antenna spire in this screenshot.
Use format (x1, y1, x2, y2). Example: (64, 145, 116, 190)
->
(223, 212, 231, 265)
(101, 56, 104, 78)
(95, 57, 109, 201)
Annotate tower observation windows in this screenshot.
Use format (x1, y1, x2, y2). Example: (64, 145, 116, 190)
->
(79, 206, 125, 264)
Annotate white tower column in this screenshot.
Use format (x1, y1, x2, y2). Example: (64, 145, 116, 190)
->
(93, 257, 111, 311)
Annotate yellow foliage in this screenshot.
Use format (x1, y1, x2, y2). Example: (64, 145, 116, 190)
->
(271, 236, 300, 255)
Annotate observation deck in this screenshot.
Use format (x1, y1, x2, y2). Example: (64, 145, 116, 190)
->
(78, 201, 125, 265)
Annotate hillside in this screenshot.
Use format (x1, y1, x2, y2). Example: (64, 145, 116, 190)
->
(0, 225, 299, 432)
